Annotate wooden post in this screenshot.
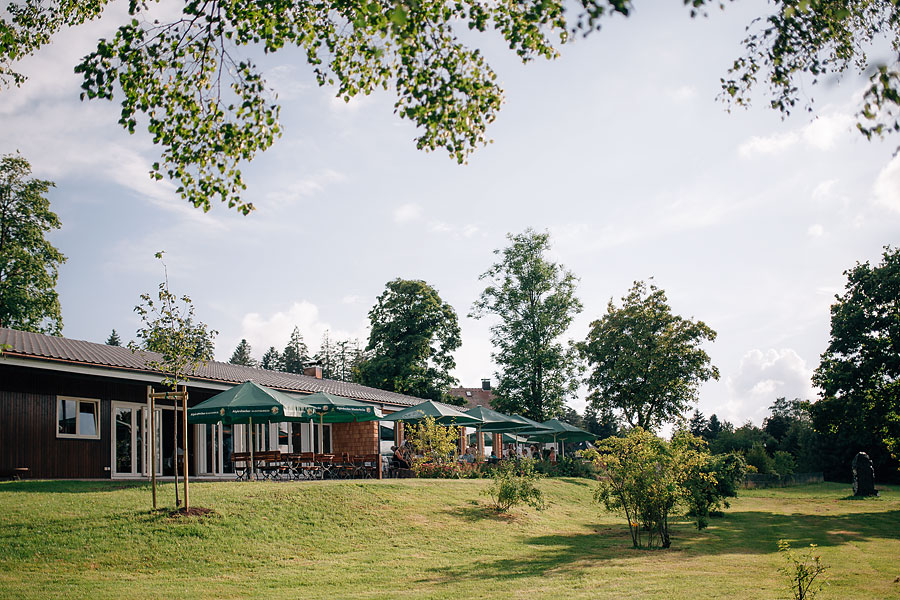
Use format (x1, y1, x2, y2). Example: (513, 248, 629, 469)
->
(249, 417, 254, 480)
(376, 420, 382, 480)
(181, 386, 189, 511)
(458, 426, 465, 455)
(147, 386, 157, 510)
(477, 429, 485, 461)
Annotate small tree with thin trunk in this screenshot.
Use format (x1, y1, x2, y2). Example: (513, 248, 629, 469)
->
(130, 251, 216, 511)
(106, 329, 121, 346)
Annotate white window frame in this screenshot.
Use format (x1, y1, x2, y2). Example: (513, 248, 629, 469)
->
(56, 396, 101, 440)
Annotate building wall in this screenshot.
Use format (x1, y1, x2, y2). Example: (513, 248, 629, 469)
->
(332, 421, 378, 456)
(0, 364, 215, 479)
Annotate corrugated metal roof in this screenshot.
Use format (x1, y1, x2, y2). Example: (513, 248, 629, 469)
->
(0, 328, 425, 407)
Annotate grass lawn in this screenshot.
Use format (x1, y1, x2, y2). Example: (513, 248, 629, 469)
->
(0, 478, 898, 599)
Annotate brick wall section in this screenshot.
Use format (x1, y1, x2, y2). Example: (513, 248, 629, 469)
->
(332, 421, 378, 456)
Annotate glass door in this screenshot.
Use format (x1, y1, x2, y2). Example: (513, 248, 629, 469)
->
(112, 403, 145, 478)
(197, 422, 236, 476)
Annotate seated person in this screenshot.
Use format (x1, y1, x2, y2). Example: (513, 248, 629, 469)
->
(549, 448, 557, 464)
(461, 449, 475, 463)
(391, 445, 410, 469)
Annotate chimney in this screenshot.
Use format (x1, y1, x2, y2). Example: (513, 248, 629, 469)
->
(303, 365, 323, 379)
(481, 378, 491, 391)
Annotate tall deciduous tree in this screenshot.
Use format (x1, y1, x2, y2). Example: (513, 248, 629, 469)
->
(812, 246, 900, 466)
(106, 329, 121, 346)
(0, 153, 66, 334)
(4, 2, 893, 213)
(471, 229, 582, 422)
(229, 338, 257, 367)
(357, 278, 461, 402)
(281, 326, 310, 374)
(579, 280, 719, 432)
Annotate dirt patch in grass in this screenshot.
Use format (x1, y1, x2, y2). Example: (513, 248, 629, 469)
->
(168, 506, 217, 518)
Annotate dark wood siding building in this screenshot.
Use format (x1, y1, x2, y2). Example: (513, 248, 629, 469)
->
(0, 328, 421, 479)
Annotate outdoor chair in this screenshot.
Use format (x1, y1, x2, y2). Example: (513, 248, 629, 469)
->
(316, 454, 335, 479)
(296, 452, 322, 480)
(335, 453, 355, 479)
(232, 452, 251, 481)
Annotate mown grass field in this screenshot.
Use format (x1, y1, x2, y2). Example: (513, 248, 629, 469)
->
(0, 478, 897, 599)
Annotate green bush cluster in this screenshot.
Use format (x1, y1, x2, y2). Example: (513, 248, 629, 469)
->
(586, 428, 746, 548)
(482, 460, 546, 513)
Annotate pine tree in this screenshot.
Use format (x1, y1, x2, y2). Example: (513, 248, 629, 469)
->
(314, 330, 336, 379)
(106, 329, 122, 346)
(689, 410, 709, 438)
(281, 326, 310, 374)
(229, 338, 257, 367)
(260, 346, 282, 371)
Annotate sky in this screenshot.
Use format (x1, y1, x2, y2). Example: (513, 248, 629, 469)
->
(2, 1, 898, 427)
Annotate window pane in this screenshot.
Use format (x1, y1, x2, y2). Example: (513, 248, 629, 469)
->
(115, 408, 132, 472)
(79, 401, 98, 437)
(278, 423, 289, 447)
(58, 399, 76, 435)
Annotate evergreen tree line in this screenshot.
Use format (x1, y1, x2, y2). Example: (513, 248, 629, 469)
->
(227, 326, 367, 383)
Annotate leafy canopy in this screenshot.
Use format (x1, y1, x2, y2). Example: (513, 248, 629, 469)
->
(812, 246, 900, 462)
(358, 278, 461, 402)
(471, 229, 582, 422)
(0, 153, 66, 335)
(4, 1, 896, 213)
(579, 280, 719, 432)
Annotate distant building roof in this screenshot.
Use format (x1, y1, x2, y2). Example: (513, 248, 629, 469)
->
(449, 386, 495, 410)
(0, 328, 425, 408)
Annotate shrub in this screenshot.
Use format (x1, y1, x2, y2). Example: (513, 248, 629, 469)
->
(405, 416, 459, 465)
(532, 456, 597, 479)
(586, 428, 678, 549)
(773, 451, 797, 478)
(483, 459, 545, 513)
(587, 428, 744, 546)
(779, 540, 828, 600)
(673, 434, 746, 530)
(745, 442, 777, 475)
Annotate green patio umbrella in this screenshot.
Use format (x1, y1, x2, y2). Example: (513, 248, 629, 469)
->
(187, 381, 316, 476)
(509, 413, 555, 436)
(298, 391, 382, 454)
(464, 405, 533, 460)
(382, 400, 483, 426)
(187, 380, 315, 424)
(526, 418, 597, 458)
(463, 406, 531, 432)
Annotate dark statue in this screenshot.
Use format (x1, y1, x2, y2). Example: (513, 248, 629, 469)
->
(852, 452, 877, 497)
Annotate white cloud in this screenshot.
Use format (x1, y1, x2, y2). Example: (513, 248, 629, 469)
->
(812, 179, 838, 201)
(393, 204, 481, 238)
(738, 112, 854, 158)
(393, 203, 423, 223)
(666, 85, 697, 102)
(722, 348, 816, 422)
(802, 113, 854, 150)
(738, 131, 799, 158)
(807, 224, 824, 237)
(264, 169, 345, 207)
(873, 153, 900, 213)
(236, 301, 366, 359)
